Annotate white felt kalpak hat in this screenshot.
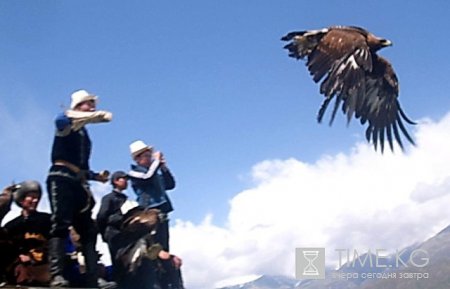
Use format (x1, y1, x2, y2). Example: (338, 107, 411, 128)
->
(129, 140, 153, 159)
(70, 89, 98, 109)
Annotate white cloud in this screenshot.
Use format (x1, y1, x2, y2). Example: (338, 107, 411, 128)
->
(171, 113, 450, 289)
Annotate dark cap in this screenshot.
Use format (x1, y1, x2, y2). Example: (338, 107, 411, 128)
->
(111, 171, 128, 185)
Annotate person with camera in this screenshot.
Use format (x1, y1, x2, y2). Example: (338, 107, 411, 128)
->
(127, 140, 176, 252)
(46, 89, 112, 288)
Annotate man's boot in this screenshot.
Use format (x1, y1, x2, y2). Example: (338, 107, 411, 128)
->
(48, 237, 70, 287)
(81, 241, 99, 288)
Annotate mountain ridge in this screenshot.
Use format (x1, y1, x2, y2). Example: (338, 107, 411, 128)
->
(218, 224, 450, 289)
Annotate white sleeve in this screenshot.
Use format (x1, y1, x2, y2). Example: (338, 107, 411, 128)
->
(66, 110, 113, 131)
(128, 159, 161, 179)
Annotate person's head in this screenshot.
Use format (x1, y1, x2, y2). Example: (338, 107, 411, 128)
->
(13, 180, 42, 214)
(70, 89, 97, 112)
(111, 171, 128, 191)
(129, 140, 153, 167)
(69, 226, 81, 248)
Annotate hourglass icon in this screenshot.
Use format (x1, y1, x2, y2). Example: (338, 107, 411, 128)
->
(296, 248, 325, 279)
(302, 250, 319, 276)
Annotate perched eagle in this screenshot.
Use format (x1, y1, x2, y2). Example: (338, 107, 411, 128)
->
(281, 26, 415, 152)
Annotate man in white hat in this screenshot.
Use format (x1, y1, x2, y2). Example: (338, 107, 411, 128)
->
(127, 140, 176, 252)
(46, 89, 112, 288)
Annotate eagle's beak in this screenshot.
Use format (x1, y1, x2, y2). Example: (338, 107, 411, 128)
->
(381, 39, 393, 47)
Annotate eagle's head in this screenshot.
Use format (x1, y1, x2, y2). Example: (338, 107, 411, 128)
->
(367, 33, 393, 51)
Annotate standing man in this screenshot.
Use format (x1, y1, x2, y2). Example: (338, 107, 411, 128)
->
(46, 89, 112, 288)
(96, 171, 128, 267)
(128, 140, 176, 251)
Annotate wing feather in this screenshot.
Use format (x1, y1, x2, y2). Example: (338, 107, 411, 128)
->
(372, 126, 378, 151)
(392, 121, 404, 151)
(317, 97, 332, 123)
(330, 93, 343, 126)
(379, 126, 385, 153)
(386, 125, 394, 152)
(396, 111, 416, 145)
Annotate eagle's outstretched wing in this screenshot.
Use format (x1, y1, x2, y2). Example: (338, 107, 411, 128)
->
(361, 56, 415, 152)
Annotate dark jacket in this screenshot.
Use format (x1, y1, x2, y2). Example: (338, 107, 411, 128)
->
(96, 189, 127, 243)
(49, 114, 98, 180)
(128, 164, 175, 213)
(5, 211, 52, 264)
(51, 126, 91, 171)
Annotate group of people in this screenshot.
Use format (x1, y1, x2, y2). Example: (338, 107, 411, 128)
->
(0, 89, 183, 289)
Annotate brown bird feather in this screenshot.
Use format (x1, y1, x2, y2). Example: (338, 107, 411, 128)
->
(282, 26, 415, 152)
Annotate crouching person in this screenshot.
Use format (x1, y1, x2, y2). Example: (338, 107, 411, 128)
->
(109, 204, 183, 289)
(4, 181, 51, 286)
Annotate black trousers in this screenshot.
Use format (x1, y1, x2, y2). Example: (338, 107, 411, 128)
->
(158, 257, 184, 289)
(46, 166, 98, 287)
(47, 167, 96, 239)
(156, 219, 170, 251)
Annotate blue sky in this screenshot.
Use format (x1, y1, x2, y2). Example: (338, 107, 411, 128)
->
(2, 1, 450, 288)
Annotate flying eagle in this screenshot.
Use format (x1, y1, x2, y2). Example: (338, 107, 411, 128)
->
(281, 26, 415, 152)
